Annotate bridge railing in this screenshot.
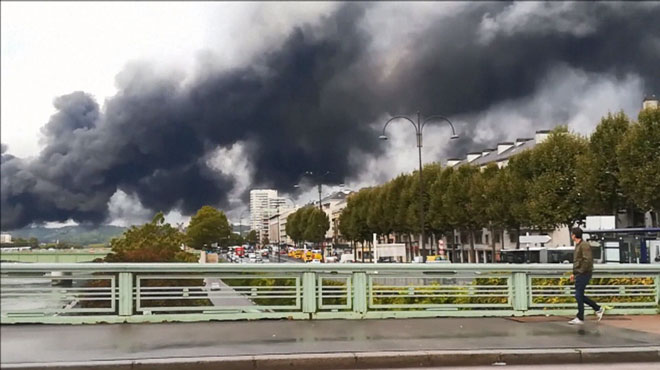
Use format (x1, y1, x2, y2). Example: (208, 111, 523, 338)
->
(1, 263, 658, 324)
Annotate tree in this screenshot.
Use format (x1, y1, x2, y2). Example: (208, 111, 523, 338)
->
(505, 149, 536, 248)
(285, 209, 304, 246)
(186, 206, 231, 250)
(261, 236, 270, 246)
(303, 207, 330, 243)
(338, 198, 357, 243)
(406, 163, 443, 256)
(28, 237, 39, 248)
(578, 112, 632, 215)
(481, 164, 501, 261)
(224, 232, 244, 247)
(442, 165, 487, 262)
(245, 230, 258, 245)
(338, 189, 374, 261)
(527, 126, 588, 233)
(429, 166, 456, 260)
(106, 212, 196, 262)
(617, 107, 660, 226)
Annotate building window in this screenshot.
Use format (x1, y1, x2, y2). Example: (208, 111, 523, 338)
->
(494, 232, 501, 244)
(474, 232, 483, 245)
(485, 234, 489, 245)
(509, 231, 517, 243)
(460, 232, 469, 244)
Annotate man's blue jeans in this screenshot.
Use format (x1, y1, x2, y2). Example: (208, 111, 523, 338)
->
(575, 273, 601, 320)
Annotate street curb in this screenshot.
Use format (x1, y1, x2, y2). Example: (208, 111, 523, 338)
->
(3, 347, 659, 369)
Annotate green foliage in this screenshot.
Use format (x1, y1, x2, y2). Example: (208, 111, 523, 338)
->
(338, 188, 374, 243)
(530, 276, 655, 305)
(186, 206, 231, 250)
(373, 276, 509, 308)
(225, 232, 244, 246)
(304, 207, 330, 243)
(442, 165, 487, 261)
(105, 212, 197, 262)
(286, 206, 330, 244)
(577, 112, 631, 214)
(245, 230, 258, 245)
(429, 166, 454, 234)
(617, 107, 660, 218)
(526, 126, 588, 230)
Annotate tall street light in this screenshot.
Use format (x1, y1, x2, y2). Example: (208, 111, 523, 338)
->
(295, 171, 332, 212)
(379, 112, 459, 261)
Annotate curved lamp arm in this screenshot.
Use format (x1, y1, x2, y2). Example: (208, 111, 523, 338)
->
(380, 115, 419, 138)
(422, 115, 459, 139)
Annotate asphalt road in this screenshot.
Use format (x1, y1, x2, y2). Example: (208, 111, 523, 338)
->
(203, 277, 255, 307)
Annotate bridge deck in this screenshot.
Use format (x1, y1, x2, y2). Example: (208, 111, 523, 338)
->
(2, 316, 659, 366)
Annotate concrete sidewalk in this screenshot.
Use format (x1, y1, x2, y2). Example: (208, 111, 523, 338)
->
(2, 316, 659, 369)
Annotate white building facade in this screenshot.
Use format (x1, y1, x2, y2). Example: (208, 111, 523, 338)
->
(249, 189, 294, 244)
(0, 233, 12, 244)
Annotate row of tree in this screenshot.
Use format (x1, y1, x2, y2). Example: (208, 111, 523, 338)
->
(338, 108, 660, 262)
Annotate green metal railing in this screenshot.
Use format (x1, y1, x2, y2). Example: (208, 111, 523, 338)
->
(1, 263, 658, 324)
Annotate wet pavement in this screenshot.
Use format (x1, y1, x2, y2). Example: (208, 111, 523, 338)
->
(382, 364, 660, 370)
(2, 316, 659, 365)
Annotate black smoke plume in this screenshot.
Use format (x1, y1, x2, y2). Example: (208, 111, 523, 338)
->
(2, 2, 659, 229)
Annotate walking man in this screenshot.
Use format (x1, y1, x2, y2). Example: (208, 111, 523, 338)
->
(568, 227, 605, 325)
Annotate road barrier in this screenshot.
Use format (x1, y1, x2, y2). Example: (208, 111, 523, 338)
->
(1, 263, 658, 324)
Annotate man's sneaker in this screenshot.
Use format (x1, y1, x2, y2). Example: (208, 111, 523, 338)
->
(568, 317, 584, 325)
(596, 307, 605, 322)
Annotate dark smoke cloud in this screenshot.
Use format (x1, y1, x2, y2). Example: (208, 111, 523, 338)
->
(2, 2, 659, 229)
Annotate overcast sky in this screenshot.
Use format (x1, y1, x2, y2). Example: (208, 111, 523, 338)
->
(1, 2, 657, 229)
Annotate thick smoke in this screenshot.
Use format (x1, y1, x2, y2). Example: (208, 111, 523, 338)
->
(2, 2, 659, 229)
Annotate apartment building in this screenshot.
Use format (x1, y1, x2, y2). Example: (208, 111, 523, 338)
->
(249, 189, 293, 244)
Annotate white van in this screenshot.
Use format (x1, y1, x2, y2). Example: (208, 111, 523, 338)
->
(340, 254, 355, 263)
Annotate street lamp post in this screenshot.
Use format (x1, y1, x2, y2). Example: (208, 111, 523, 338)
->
(379, 111, 459, 261)
(295, 171, 343, 261)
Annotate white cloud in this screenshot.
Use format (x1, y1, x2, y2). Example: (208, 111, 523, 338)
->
(1, 2, 336, 158)
(107, 189, 190, 227)
(478, 2, 599, 44)
(462, 65, 645, 143)
(205, 141, 255, 208)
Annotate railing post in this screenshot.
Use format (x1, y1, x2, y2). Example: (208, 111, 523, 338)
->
(118, 272, 133, 316)
(302, 271, 317, 314)
(352, 272, 368, 315)
(512, 272, 529, 313)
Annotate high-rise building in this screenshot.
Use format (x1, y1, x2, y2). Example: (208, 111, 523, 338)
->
(249, 189, 293, 244)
